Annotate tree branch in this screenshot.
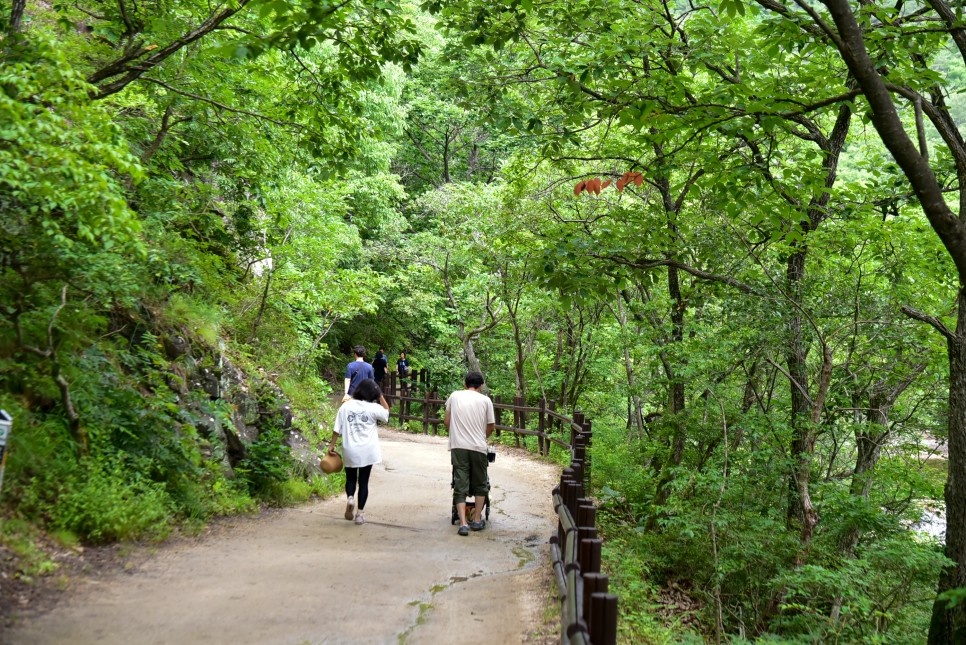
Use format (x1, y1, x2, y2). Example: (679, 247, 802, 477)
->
(901, 304, 956, 340)
(139, 77, 305, 131)
(766, 356, 815, 406)
(89, 0, 253, 98)
(591, 253, 761, 295)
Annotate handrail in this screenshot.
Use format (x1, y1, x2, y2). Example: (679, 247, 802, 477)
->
(550, 431, 618, 645)
(381, 370, 618, 643)
(382, 372, 566, 456)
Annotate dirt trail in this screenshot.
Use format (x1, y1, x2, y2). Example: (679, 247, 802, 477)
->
(2, 429, 561, 645)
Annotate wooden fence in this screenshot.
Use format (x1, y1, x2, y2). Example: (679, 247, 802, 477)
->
(551, 415, 619, 644)
(382, 372, 619, 644)
(383, 371, 570, 455)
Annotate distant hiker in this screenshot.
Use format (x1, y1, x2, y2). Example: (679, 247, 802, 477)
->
(327, 379, 389, 525)
(343, 345, 374, 403)
(444, 371, 495, 537)
(372, 347, 388, 388)
(397, 350, 411, 391)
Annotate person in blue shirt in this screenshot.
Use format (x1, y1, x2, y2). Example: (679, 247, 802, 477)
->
(342, 345, 375, 403)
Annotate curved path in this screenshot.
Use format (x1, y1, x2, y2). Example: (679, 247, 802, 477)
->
(3, 429, 561, 645)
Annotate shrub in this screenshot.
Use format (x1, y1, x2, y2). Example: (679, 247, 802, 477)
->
(51, 458, 172, 544)
(236, 426, 294, 498)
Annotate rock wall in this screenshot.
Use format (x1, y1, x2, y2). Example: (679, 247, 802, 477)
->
(161, 331, 295, 475)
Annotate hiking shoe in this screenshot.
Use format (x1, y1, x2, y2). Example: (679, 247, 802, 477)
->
(469, 520, 486, 532)
(354, 511, 365, 525)
(457, 525, 469, 537)
(344, 497, 355, 521)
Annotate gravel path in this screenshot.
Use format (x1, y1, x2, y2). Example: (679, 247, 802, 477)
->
(2, 428, 561, 645)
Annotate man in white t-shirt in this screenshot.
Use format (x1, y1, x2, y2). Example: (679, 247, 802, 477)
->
(444, 371, 495, 536)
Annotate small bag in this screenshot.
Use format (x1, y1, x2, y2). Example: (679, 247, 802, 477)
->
(320, 452, 343, 474)
(487, 448, 496, 463)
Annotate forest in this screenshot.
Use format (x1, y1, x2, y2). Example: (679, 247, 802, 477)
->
(2, 0, 966, 642)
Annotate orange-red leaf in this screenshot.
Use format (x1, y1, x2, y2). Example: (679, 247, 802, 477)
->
(616, 179, 625, 192)
(601, 179, 612, 190)
(633, 173, 644, 187)
(592, 178, 602, 194)
(574, 180, 586, 196)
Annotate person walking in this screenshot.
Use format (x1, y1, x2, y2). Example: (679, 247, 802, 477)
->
(444, 371, 495, 536)
(396, 350, 411, 392)
(326, 379, 389, 525)
(372, 347, 388, 388)
(343, 345, 374, 403)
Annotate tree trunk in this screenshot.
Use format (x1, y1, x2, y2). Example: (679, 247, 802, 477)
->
(616, 296, 645, 433)
(462, 335, 482, 375)
(511, 318, 526, 399)
(797, 0, 966, 636)
(552, 325, 568, 409)
(839, 389, 891, 556)
(782, 102, 851, 547)
(931, 289, 966, 642)
(651, 171, 688, 515)
(8, 0, 26, 35)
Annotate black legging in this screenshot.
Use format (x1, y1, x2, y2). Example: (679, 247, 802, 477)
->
(345, 465, 373, 510)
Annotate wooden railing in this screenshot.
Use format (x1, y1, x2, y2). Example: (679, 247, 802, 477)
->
(382, 373, 619, 643)
(383, 372, 570, 455)
(551, 415, 618, 644)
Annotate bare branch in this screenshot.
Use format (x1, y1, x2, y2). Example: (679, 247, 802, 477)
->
(140, 77, 306, 131)
(901, 304, 956, 340)
(767, 357, 815, 406)
(591, 253, 762, 295)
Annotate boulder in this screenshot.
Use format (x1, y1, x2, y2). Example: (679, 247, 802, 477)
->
(162, 333, 190, 359)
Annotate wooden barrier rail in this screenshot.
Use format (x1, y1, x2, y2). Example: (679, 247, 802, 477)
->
(550, 417, 618, 644)
(381, 372, 619, 643)
(382, 372, 571, 455)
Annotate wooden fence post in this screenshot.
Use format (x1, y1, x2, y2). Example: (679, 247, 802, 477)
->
(493, 395, 502, 437)
(572, 410, 584, 446)
(422, 388, 430, 434)
(590, 593, 618, 645)
(388, 372, 398, 424)
(538, 398, 546, 456)
(548, 399, 557, 445)
(404, 387, 411, 429)
(583, 573, 609, 637)
(513, 395, 522, 448)
(579, 537, 602, 573)
(432, 389, 439, 435)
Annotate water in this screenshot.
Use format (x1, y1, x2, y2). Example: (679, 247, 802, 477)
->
(913, 504, 946, 541)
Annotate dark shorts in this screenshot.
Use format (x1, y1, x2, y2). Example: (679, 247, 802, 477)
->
(451, 448, 489, 506)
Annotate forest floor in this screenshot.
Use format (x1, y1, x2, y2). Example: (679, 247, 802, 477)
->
(0, 428, 561, 644)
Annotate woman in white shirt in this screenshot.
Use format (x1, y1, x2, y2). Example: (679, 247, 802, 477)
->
(326, 379, 390, 525)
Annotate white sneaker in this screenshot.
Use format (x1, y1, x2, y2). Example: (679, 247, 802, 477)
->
(344, 497, 355, 521)
(354, 511, 365, 525)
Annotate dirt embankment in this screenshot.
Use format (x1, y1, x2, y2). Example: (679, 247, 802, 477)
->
(1, 429, 562, 645)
